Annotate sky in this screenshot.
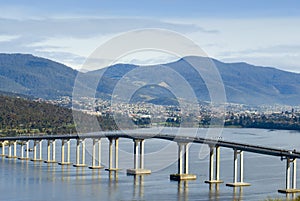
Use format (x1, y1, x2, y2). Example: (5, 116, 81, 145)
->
(1, 0, 300, 72)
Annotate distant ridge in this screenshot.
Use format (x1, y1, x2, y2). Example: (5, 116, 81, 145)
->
(0, 53, 77, 99)
(0, 53, 300, 105)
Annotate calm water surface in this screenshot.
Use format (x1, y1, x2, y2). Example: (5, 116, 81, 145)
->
(1, 128, 300, 201)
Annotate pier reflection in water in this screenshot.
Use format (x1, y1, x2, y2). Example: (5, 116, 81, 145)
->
(232, 187, 243, 201)
(177, 181, 189, 201)
(108, 171, 119, 199)
(133, 175, 144, 198)
(208, 184, 220, 201)
(1, 128, 300, 201)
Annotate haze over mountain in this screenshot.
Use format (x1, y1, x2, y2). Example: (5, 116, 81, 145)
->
(0, 53, 299, 106)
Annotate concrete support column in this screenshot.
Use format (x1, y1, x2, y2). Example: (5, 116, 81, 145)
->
(18, 141, 29, 160)
(76, 139, 80, 165)
(115, 138, 119, 169)
(105, 137, 120, 171)
(216, 146, 220, 181)
(286, 158, 291, 189)
(205, 146, 223, 184)
(61, 140, 65, 163)
(170, 142, 196, 181)
(52, 140, 56, 161)
(140, 140, 144, 169)
(47, 140, 51, 161)
(226, 149, 250, 187)
(1, 142, 5, 156)
(58, 139, 72, 165)
(82, 139, 85, 164)
(13, 141, 17, 158)
(134, 140, 139, 169)
(240, 151, 244, 183)
(73, 139, 87, 167)
(209, 146, 214, 181)
(8, 142, 12, 158)
(279, 157, 300, 193)
(108, 138, 113, 169)
(184, 143, 189, 174)
(44, 140, 57, 163)
(88, 138, 103, 169)
(31, 140, 43, 162)
(92, 139, 96, 167)
(6, 141, 17, 158)
(178, 143, 183, 174)
(20, 142, 24, 158)
(67, 140, 70, 163)
(39, 140, 43, 160)
(33, 140, 37, 160)
(293, 159, 297, 189)
(98, 139, 101, 167)
(233, 150, 238, 184)
(127, 139, 151, 175)
(26, 141, 29, 159)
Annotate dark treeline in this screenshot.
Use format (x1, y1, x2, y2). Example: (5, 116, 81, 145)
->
(0, 95, 117, 136)
(224, 113, 300, 130)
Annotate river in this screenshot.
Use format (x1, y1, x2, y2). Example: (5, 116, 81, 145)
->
(1, 128, 300, 201)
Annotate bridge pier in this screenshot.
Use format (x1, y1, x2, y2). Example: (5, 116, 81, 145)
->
(6, 141, 17, 158)
(226, 149, 250, 187)
(18, 141, 30, 160)
(6, 140, 17, 158)
(1, 141, 5, 156)
(44, 140, 57, 163)
(73, 139, 87, 167)
(105, 137, 120, 171)
(6, 141, 12, 158)
(278, 158, 300, 193)
(170, 142, 196, 181)
(58, 139, 72, 165)
(127, 139, 151, 175)
(89, 138, 103, 169)
(12, 141, 18, 158)
(205, 145, 223, 184)
(31, 140, 43, 162)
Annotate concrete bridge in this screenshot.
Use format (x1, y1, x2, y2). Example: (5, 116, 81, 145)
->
(1, 129, 299, 194)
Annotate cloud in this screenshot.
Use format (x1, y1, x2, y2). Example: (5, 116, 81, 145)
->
(0, 17, 215, 69)
(217, 45, 300, 72)
(0, 34, 20, 42)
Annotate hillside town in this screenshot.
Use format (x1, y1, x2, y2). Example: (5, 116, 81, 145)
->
(42, 96, 300, 130)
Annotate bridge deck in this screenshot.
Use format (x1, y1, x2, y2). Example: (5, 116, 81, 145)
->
(1, 130, 299, 159)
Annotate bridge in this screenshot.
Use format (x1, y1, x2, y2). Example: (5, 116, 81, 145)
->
(1, 129, 299, 194)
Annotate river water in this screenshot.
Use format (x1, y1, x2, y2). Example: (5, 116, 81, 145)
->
(1, 128, 300, 201)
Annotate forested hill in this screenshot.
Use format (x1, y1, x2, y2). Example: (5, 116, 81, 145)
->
(2, 53, 300, 105)
(0, 95, 117, 136)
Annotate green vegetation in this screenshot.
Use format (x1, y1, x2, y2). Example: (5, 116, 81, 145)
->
(0, 95, 117, 136)
(225, 111, 300, 131)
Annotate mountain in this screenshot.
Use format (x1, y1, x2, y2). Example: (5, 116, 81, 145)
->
(0, 53, 77, 99)
(87, 56, 300, 105)
(1, 53, 300, 105)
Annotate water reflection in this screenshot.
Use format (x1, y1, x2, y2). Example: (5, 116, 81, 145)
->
(76, 167, 86, 182)
(177, 181, 189, 201)
(232, 187, 243, 201)
(209, 184, 220, 201)
(46, 163, 57, 183)
(108, 171, 119, 199)
(20, 160, 29, 187)
(91, 169, 101, 181)
(61, 165, 71, 182)
(133, 175, 144, 199)
(33, 161, 42, 185)
(286, 192, 297, 200)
